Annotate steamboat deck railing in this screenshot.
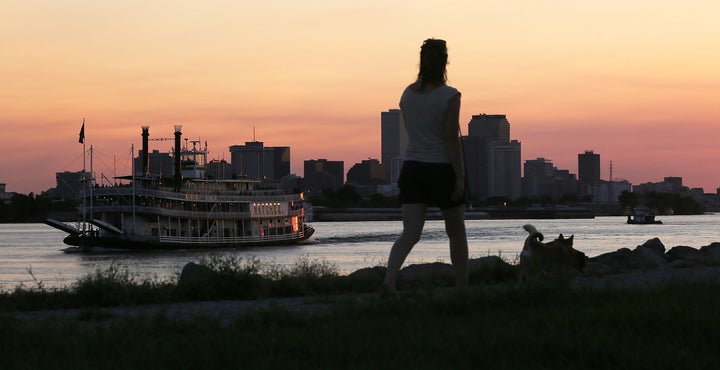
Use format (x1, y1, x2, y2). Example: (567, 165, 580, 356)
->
(157, 230, 307, 244)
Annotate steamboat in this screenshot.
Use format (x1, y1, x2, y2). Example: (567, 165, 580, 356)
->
(45, 125, 314, 251)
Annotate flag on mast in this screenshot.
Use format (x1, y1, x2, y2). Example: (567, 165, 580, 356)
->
(79, 118, 85, 144)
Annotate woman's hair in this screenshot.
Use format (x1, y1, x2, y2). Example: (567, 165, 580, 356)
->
(417, 38, 448, 90)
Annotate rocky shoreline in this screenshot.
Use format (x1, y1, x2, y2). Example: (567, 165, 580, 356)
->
(11, 237, 720, 325)
(343, 237, 720, 289)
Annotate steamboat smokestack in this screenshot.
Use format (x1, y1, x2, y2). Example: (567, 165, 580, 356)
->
(174, 125, 182, 189)
(141, 126, 149, 175)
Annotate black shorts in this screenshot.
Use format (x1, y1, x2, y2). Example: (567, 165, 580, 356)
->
(398, 160, 464, 209)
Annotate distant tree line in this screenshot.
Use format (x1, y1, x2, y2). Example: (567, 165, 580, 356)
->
(309, 185, 705, 215)
(307, 185, 399, 208)
(618, 190, 704, 215)
(0, 193, 76, 223)
(1, 187, 704, 223)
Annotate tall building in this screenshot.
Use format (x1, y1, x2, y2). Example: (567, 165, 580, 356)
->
(347, 159, 386, 187)
(134, 149, 174, 179)
(522, 158, 578, 200)
(522, 158, 555, 199)
(272, 146, 291, 180)
(663, 177, 683, 192)
(229, 141, 275, 180)
(303, 159, 344, 194)
(55, 171, 84, 201)
(206, 159, 233, 180)
(468, 114, 510, 144)
(463, 114, 520, 200)
(346, 158, 386, 197)
(489, 140, 522, 199)
(578, 150, 601, 198)
(380, 109, 407, 184)
(524, 157, 555, 178)
(578, 150, 601, 184)
(461, 136, 488, 200)
(229, 142, 290, 181)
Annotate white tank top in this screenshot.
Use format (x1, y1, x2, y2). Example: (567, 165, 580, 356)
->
(400, 84, 460, 163)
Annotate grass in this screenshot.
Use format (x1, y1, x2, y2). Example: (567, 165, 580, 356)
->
(0, 255, 348, 311)
(0, 254, 515, 312)
(1, 257, 719, 369)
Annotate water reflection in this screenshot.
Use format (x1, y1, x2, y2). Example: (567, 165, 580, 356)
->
(1, 215, 718, 290)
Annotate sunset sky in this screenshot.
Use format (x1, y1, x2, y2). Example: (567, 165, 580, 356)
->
(2, 1, 719, 195)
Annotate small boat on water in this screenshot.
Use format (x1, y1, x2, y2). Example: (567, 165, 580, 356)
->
(626, 207, 662, 225)
(45, 125, 314, 251)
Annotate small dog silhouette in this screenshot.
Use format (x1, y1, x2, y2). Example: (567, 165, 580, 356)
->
(519, 224, 586, 283)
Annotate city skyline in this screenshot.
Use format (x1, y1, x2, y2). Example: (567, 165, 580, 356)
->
(3, 1, 719, 194)
(14, 119, 714, 198)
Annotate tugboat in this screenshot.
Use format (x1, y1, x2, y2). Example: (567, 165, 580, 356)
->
(626, 207, 662, 224)
(45, 125, 314, 251)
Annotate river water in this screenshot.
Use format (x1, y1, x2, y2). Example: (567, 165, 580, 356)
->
(1, 215, 719, 291)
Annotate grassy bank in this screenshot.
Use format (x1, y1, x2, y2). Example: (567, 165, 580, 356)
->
(2, 256, 719, 369)
(0, 254, 515, 312)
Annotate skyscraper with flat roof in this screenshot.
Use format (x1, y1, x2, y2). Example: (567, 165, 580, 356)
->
(462, 135, 486, 200)
(468, 114, 510, 144)
(463, 114, 520, 200)
(522, 158, 578, 200)
(206, 159, 233, 180)
(229, 141, 275, 180)
(578, 150, 601, 184)
(489, 140, 522, 199)
(347, 159, 386, 187)
(381, 109, 406, 184)
(304, 159, 344, 193)
(272, 146, 291, 180)
(55, 171, 83, 201)
(134, 150, 174, 179)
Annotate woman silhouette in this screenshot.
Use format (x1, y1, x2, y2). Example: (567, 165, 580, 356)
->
(381, 39, 468, 295)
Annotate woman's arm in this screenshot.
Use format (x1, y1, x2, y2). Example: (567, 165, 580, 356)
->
(443, 93, 465, 201)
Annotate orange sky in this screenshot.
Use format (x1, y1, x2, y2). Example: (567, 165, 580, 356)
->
(2, 1, 719, 194)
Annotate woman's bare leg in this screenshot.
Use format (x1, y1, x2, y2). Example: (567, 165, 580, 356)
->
(442, 203, 468, 287)
(382, 203, 427, 289)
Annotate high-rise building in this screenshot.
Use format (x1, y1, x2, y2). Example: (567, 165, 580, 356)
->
(524, 157, 555, 178)
(468, 114, 510, 144)
(229, 141, 275, 180)
(578, 150, 601, 184)
(206, 159, 233, 180)
(489, 140, 522, 199)
(461, 136, 488, 200)
(347, 158, 386, 197)
(522, 158, 578, 200)
(463, 114, 520, 200)
(381, 109, 407, 184)
(55, 171, 84, 201)
(272, 146, 291, 180)
(303, 159, 344, 194)
(522, 158, 555, 199)
(664, 177, 683, 192)
(578, 150, 601, 198)
(347, 159, 386, 187)
(134, 149, 174, 179)
(228, 141, 290, 181)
